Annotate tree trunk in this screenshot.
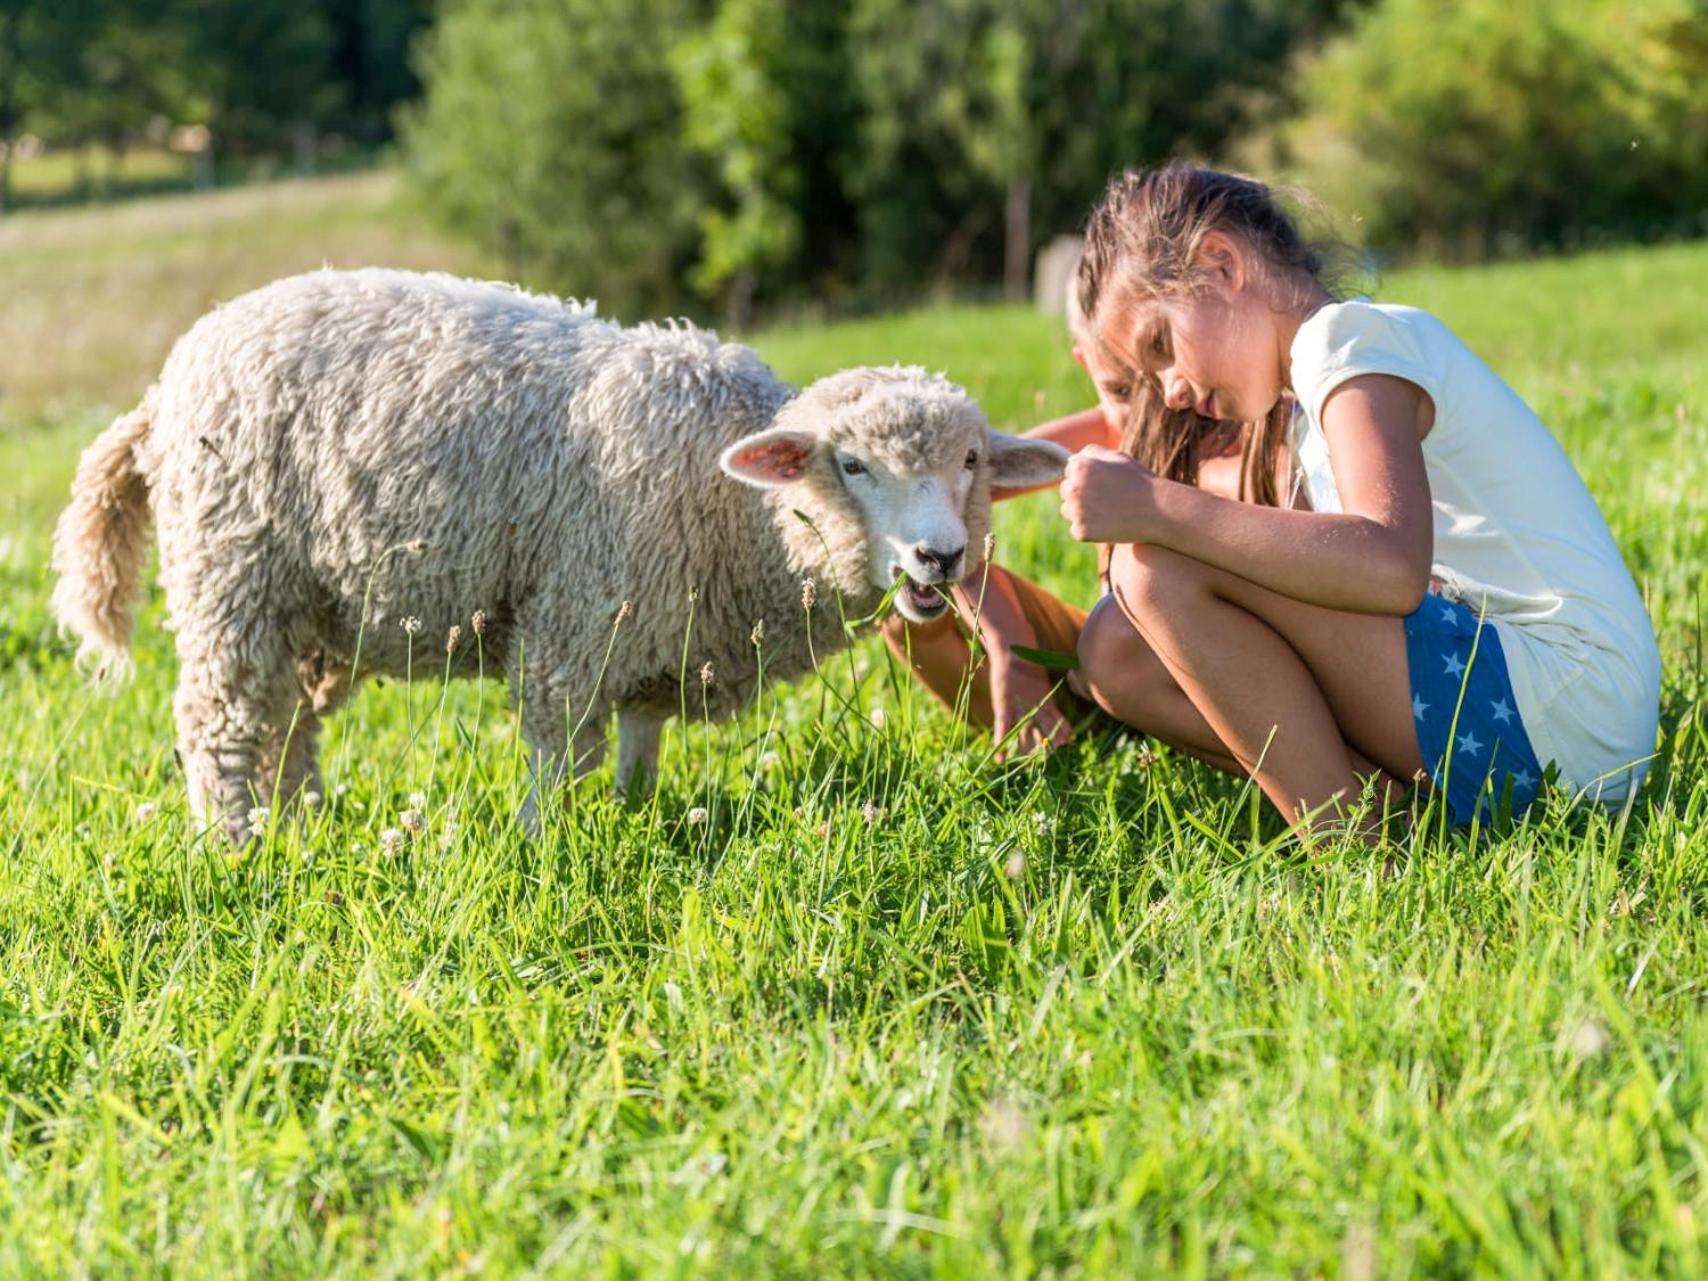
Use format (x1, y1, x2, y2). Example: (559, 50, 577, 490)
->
(292, 120, 317, 176)
(1004, 174, 1032, 302)
(725, 269, 756, 333)
(0, 9, 15, 215)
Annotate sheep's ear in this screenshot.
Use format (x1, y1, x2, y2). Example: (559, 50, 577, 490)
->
(720, 428, 820, 487)
(987, 431, 1070, 488)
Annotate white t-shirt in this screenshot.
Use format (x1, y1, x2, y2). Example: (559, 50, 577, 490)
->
(1289, 298, 1660, 801)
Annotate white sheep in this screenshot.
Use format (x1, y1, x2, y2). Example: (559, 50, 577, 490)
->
(50, 268, 1067, 839)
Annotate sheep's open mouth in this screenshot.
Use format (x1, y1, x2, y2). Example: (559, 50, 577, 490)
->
(898, 574, 949, 618)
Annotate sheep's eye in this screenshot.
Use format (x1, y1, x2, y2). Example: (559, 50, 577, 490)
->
(840, 459, 866, 477)
(964, 449, 978, 470)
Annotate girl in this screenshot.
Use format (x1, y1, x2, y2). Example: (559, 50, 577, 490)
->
(881, 314, 1269, 760)
(1053, 165, 1660, 830)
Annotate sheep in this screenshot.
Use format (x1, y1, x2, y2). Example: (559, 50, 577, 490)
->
(50, 268, 1068, 840)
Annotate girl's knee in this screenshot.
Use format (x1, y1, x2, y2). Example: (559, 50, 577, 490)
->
(1106, 542, 1205, 618)
(1077, 594, 1182, 720)
(1078, 597, 1149, 702)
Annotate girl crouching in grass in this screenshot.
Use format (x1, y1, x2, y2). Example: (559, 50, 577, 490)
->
(896, 165, 1661, 836)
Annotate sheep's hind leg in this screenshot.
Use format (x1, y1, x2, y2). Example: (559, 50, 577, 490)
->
(615, 706, 667, 796)
(174, 637, 299, 843)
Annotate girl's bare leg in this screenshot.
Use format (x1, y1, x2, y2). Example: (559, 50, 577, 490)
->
(1083, 544, 1423, 828)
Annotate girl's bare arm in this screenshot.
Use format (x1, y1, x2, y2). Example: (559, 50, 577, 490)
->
(1060, 375, 1434, 615)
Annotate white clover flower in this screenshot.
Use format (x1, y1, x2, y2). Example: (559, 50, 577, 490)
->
(399, 808, 425, 834)
(686, 806, 709, 826)
(861, 800, 882, 825)
(379, 827, 406, 857)
(246, 806, 270, 836)
(401, 616, 421, 636)
(135, 801, 157, 823)
(869, 707, 886, 729)
(408, 790, 426, 809)
(1033, 812, 1056, 835)
(303, 791, 322, 809)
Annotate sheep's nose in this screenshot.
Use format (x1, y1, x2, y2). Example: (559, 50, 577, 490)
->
(914, 543, 965, 581)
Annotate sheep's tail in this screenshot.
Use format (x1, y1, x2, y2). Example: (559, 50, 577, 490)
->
(49, 391, 157, 681)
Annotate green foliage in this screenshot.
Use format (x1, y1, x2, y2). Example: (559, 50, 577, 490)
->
(0, 0, 430, 209)
(1278, 0, 1708, 257)
(671, 0, 800, 321)
(846, 0, 1340, 293)
(399, 0, 702, 322)
(403, 0, 1337, 317)
(3, 233, 1708, 1272)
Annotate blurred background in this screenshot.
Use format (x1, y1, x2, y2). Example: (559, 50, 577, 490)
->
(1, 0, 1706, 422)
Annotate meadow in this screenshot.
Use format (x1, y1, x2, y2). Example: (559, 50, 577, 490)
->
(1, 175, 1707, 1277)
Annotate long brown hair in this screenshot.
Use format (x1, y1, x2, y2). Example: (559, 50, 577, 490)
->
(1078, 166, 1338, 508)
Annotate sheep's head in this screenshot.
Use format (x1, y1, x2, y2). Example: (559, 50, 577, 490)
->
(720, 366, 1068, 622)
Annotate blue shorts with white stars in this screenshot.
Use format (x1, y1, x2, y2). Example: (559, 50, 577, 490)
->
(1404, 592, 1546, 825)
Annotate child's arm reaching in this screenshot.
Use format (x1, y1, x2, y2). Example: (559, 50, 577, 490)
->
(993, 407, 1116, 500)
(1059, 374, 1435, 615)
(953, 562, 1074, 757)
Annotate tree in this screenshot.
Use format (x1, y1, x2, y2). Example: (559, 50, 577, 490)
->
(670, 0, 800, 326)
(401, 0, 704, 320)
(847, 0, 1328, 298)
(1275, 0, 1708, 257)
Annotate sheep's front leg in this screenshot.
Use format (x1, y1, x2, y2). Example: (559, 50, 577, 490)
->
(615, 707, 667, 796)
(517, 699, 608, 835)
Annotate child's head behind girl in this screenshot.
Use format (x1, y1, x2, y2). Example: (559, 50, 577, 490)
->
(1075, 166, 1348, 507)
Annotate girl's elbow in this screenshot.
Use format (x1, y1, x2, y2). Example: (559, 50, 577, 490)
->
(1382, 555, 1431, 615)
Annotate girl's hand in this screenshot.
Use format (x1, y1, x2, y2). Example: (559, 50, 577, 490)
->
(1059, 445, 1160, 544)
(988, 647, 1073, 760)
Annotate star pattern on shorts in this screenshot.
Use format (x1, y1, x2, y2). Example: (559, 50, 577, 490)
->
(1413, 693, 1429, 721)
(1490, 698, 1514, 725)
(1442, 651, 1467, 679)
(1455, 730, 1483, 757)
(1512, 768, 1535, 790)
(1437, 597, 1458, 621)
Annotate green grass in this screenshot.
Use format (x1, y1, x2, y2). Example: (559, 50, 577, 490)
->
(3, 192, 1708, 1275)
(0, 170, 488, 426)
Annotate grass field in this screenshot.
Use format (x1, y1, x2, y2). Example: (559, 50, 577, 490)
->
(2, 177, 1708, 1276)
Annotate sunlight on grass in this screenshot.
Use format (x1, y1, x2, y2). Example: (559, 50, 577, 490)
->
(1, 187, 1707, 1274)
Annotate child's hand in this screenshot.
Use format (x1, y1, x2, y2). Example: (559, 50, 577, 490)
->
(989, 648, 1073, 759)
(1059, 445, 1159, 543)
